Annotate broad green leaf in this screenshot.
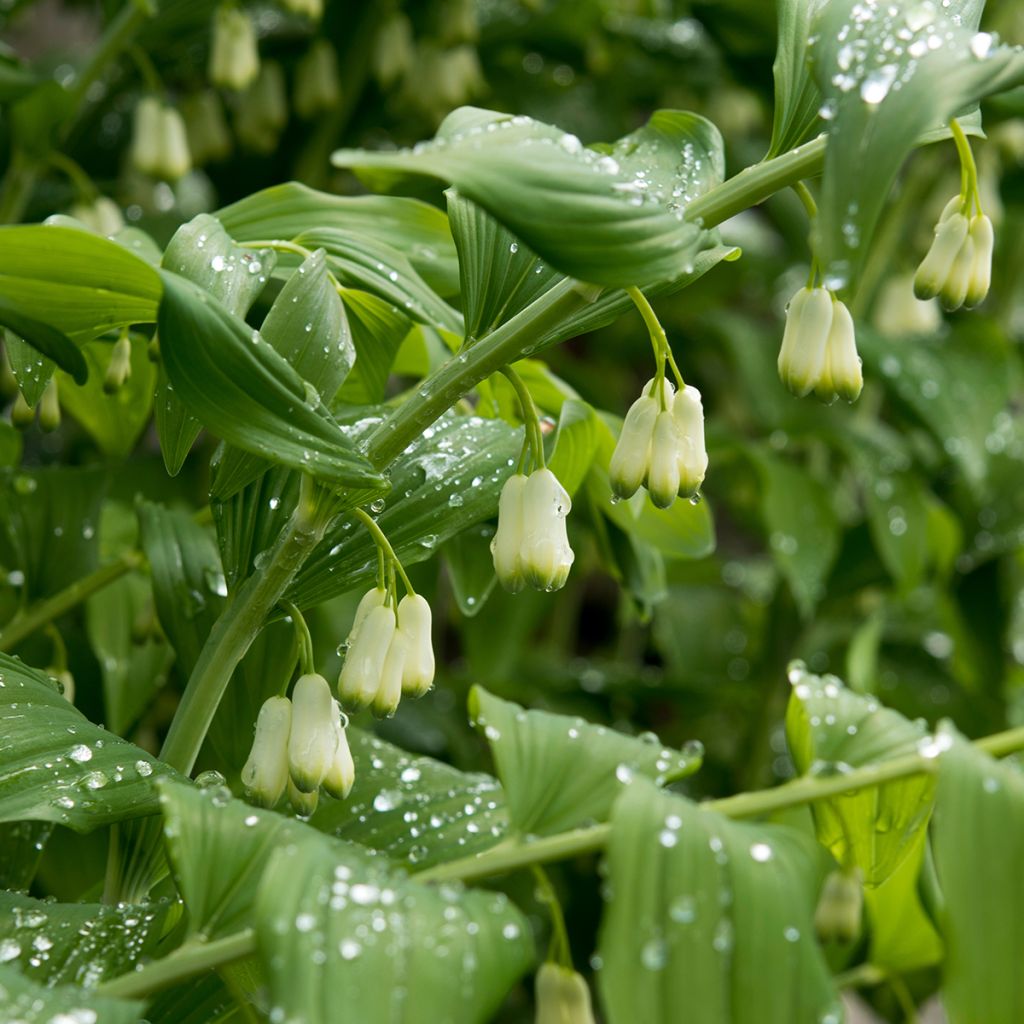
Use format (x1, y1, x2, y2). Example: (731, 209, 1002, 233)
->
(4, 330, 55, 405)
(0, 890, 166, 987)
(469, 687, 702, 836)
(0, 224, 160, 349)
(137, 501, 226, 676)
(812, 0, 1024, 291)
(216, 182, 460, 297)
(750, 449, 838, 618)
(333, 106, 724, 288)
(598, 779, 841, 1024)
(337, 289, 412, 404)
(0, 651, 176, 831)
(443, 525, 498, 618)
(933, 726, 1024, 1024)
(0, 964, 143, 1024)
(145, 972, 247, 1024)
(310, 728, 508, 870)
(156, 215, 277, 476)
(546, 398, 600, 497)
(211, 249, 355, 500)
(157, 270, 385, 490)
(0, 306, 84, 384)
(0, 821, 51, 891)
(0, 466, 106, 600)
(785, 664, 933, 886)
(255, 831, 533, 1024)
(585, 413, 715, 562)
(768, 0, 829, 156)
(287, 412, 521, 608)
(56, 334, 156, 458)
(293, 228, 463, 335)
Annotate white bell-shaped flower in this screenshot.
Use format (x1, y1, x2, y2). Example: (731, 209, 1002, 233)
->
(814, 868, 864, 944)
(287, 673, 337, 793)
(609, 392, 658, 500)
(964, 214, 994, 309)
(372, 629, 408, 719)
(646, 410, 681, 509)
(241, 696, 292, 808)
(777, 286, 833, 397)
(338, 602, 397, 709)
(672, 384, 708, 498)
(321, 700, 356, 800)
(491, 473, 529, 592)
(398, 593, 434, 697)
(520, 468, 574, 592)
(814, 298, 862, 403)
(535, 963, 596, 1024)
(287, 777, 319, 817)
(209, 5, 260, 92)
(939, 231, 975, 312)
(158, 106, 192, 181)
(130, 97, 164, 177)
(69, 197, 124, 237)
(914, 202, 970, 301)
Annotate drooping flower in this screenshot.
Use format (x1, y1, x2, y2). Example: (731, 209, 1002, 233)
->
(320, 700, 356, 800)
(535, 963, 596, 1024)
(241, 696, 292, 808)
(208, 5, 260, 92)
(287, 673, 337, 793)
(338, 596, 395, 709)
(672, 384, 709, 497)
(814, 868, 864, 944)
(815, 298, 863, 403)
(104, 334, 133, 395)
(778, 287, 862, 402)
(69, 197, 124, 237)
(914, 195, 994, 311)
(397, 593, 435, 697)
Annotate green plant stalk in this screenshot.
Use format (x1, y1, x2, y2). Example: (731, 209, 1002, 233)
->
(352, 507, 415, 596)
(498, 364, 546, 469)
(0, 551, 143, 652)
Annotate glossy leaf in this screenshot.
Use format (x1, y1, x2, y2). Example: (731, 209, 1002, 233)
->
(0, 890, 166, 987)
(255, 829, 533, 1024)
(933, 726, 1024, 1024)
(443, 525, 498, 618)
(546, 398, 600, 497)
(157, 270, 385, 490)
(337, 289, 412, 404)
(216, 181, 460, 297)
(3, 330, 54, 405)
(0, 964, 143, 1024)
(768, 0, 829, 156)
(785, 664, 933, 886)
(598, 778, 840, 1024)
(0, 304, 84, 384)
(0, 651, 176, 831)
(333, 106, 724, 288)
(0, 821, 51, 891)
(469, 687, 702, 836)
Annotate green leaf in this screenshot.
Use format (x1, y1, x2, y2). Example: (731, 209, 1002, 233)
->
(56, 334, 156, 458)
(812, 0, 1024, 291)
(750, 449, 838, 618)
(309, 728, 508, 870)
(768, 0, 829, 156)
(333, 106, 724, 288)
(211, 248, 355, 500)
(157, 270, 385, 491)
(546, 398, 600, 497)
(0, 651, 176, 831)
(597, 778, 841, 1024)
(933, 726, 1024, 1024)
(0, 890, 167, 987)
(255, 829, 533, 1024)
(443, 525, 498, 618)
(785, 664, 933, 886)
(469, 686, 702, 837)
(0, 224, 161, 343)
(0, 304, 85, 384)
(0, 821, 51, 891)
(0, 964, 144, 1024)
(287, 412, 522, 608)
(216, 181, 460, 297)
(585, 413, 715, 562)
(337, 289, 412, 405)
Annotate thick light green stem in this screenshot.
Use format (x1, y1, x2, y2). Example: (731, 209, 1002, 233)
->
(97, 929, 256, 999)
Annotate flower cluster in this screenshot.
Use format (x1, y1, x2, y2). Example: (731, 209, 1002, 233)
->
(491, 468, 574, 593)
(914, 196, 993, 312)
(242, 675, 354, 816)
(338, 589, 435, 718)
(131, 98, 191, 181)
(777, 286, 862, 403)
(209, 5, 260, 92)
(609, 377, 708, 508)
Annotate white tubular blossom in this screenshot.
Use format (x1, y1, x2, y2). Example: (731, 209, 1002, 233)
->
(321, 700, 356, 800)
(939, 231, 975, 312)
(287, 673, 337, 793)
(338, 603, 396, 710)
(130, 97, 164, 177)
(535, 963, 596, 1024)
(964, 214, 994, 309)
(608, 393, 658, 500)
(287, 777, 319, 817)
(672, 384, 708, 498)
(159, 106, 192, 181)
(397, 594, 434, 697)
(815, 297, 862, 404)
(491, 473, 529, 592)
(777, 286, 833, 398)
(209, 5, 260, 92)
(520, 468, 574, 592)
(241, 696, 292, 808)
(646, 410, 681, 509)
(914, 210, 969, 301)
(372, 629, 408, 719)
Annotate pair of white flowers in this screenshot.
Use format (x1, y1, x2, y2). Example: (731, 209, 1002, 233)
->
(242, 674, 354, 815)
(338, 590, 435, 718)
(209, 6, 259, 92)
(609, 378, 708, 508)
(131, 98, 191, 181)
(913, 196, 994, 312)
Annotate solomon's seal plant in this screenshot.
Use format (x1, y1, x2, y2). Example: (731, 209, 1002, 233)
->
(2, 1, 1024, 1022)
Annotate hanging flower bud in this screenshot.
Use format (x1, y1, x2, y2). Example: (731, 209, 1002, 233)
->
(338, 602, 396, 709)
(287, 673, 337, 793)
(520, 469, 574, 592)
(209, 5, 260, 92)
(535, 963, 596, 1024)
(11, 391, 35, 430)
(131, 97, 164, 177)
(373, 13, 414, 88)
(321, 700, 355, 800)
(158, 105, 192, 180)
(814, 868, 864, 944)
(646, 410, 681, 509)
(939, 230, 975, 312)
(777, 286, 833, 398)
(914, 204, 970, 301)
(241, 696, 292, 808)
(964, 214, 994, 309)
(491, 473, 529, 593)
(104, 335, 133, 395)
(672, 384, 708, 498)
(872, 273, 941, 336)
(287, 777, 319, 817)
(814, 297, 862, 404)
(280, 0, 322, 18)
(397, 593, 434, 697)
(69, 197, 124, 237)
(372, 629, 407, 719)
(294, 39, 340, 119)
(609, 392, 658, 501)
(38, 378, 60, 433)
(234, 62, 288, 154)
(183, 91, 232, 166)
